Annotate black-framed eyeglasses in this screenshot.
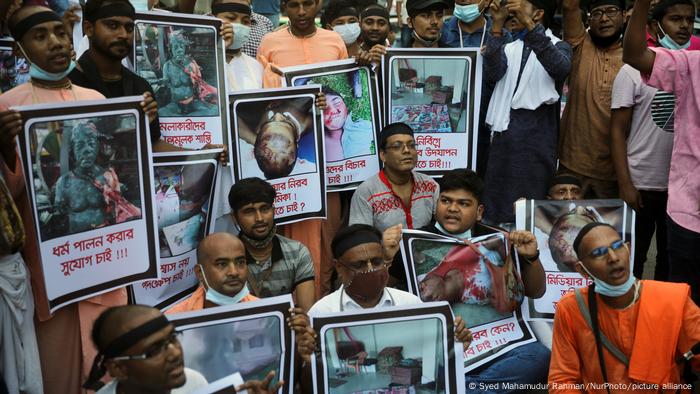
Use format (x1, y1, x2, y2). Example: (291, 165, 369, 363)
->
(385, 142, 417, 151)
(588, 239, 626, 259)
(111, 331, 182, 361)
(339, 258, 390, 273)
(589, 7, 621, 20)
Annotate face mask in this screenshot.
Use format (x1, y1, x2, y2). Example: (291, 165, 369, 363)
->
(199, 265, 250, 305)
(18, 43, 76, 82)
(453, 3, 481, 24)
(239, 223, 277, 249)
(577, 262, 636, 297)
(333, 22, 361, 45)
(657, 23, 691, 50)
(230, 23, 252, 50)
(435, 221, 472, 239)
(344, 266, 388, 303)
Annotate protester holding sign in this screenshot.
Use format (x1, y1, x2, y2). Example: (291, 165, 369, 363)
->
(323, 0, 362, 57)
(406, 0, 450, 48)
(0, 6, 128, 393)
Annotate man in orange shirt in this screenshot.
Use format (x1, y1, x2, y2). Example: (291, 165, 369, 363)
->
(549, 222, 700, 392)
(166, 233, 258, 314)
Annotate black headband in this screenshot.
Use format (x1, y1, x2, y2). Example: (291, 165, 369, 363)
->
(333, 231, 382, 259)
(86, 2, 136, 22)
(10, 11, 62, 41)
(588, 0, 624, 11)
(548, 174, 582, 189)
(212, 2, 252, 15)
(83, 315, 171, 390)
(573, 222, 618, 258)
(361, 7, 390, 20)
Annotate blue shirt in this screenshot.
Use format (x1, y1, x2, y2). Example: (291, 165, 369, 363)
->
(440, 16, 494, 48)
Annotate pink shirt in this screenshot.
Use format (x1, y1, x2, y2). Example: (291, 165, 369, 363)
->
(644, 48, 700, 232)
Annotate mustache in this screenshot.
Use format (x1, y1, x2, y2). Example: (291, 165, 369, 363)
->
(110, 40, 129, 48)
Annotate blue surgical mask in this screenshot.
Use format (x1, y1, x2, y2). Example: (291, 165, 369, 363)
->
(453, 3, 481, 24)
(657, 23, 691, 50)
(435, 221, 472, 239)
(18, 43, 76, 82)
(577, 262, 636, 297)
(200, 266, 250, 305)
(230, 23, 252, 50)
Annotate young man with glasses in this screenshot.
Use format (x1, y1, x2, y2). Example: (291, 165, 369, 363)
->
(557, 0, 626, 199)
(349, 123, 439, 286)
(85, 305, 285, 393)
(548, 222, 700, 391)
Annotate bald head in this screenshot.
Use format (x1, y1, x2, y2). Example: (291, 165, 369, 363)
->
(195, 232, 249, 299)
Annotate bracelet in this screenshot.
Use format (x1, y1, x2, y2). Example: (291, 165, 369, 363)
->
(519, 250, 539, 264)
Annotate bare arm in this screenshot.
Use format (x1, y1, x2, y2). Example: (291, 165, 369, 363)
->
(623, 0, 655, 75)
(610, 107, 643, 211)
(562, 0, 586, 45)
(293, 280, 316, 312)
(178, 0, 196, 13)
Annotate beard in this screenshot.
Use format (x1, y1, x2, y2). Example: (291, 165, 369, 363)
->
(92, 37, 130, 60)
(590, 25, 624, 48)
(361, 34, 384, 48)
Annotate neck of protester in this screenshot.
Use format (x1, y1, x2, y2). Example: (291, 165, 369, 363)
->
(459, 15, 485, 33)
(226, 48, 242, 62)
(412, 32, 438, 48)
(347, 40, 360, 55)
(598, 280, 637, 309)
(243, 237, 273, 258)
(290, 22, 317, 37)
(31, 75, 72, 89)
(87, 48, 123, 81)
(383, 166, 412, 186)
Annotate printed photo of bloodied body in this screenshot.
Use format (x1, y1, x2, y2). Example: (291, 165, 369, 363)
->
(388, 57, 470, 134)
(292, 69, 375, 162)
(532, 200, 631, 273)
(27, 114, 143, 241)
(234, 96, 318, 180)
(410, 233, 523, 328)
(134, 24, 219, 117)
(154, 161, 215, 257)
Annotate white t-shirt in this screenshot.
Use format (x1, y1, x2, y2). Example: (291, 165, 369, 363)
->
(226, 53, 263, 92)
(611, 64, 674, 191)
(97, 368, 208, 394)
(309, 286, 422, 314)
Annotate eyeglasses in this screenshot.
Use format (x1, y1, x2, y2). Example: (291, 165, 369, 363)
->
(588, 239, 626, 259)
(111, 331, 182, 362)
(340, 258, 390, 273)
(589, 7, 621, 20)
(385, 142, 417, 151)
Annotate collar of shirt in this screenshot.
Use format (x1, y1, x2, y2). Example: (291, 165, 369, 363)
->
(244, 234, 283, 269)
(340, 286, 395, 311)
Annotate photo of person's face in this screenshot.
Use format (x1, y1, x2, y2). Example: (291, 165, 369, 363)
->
(72, 126, 99, 170)
(254, 114, 299, 178)
(548, 206, 597, 272)
(323, 93, 349, 131)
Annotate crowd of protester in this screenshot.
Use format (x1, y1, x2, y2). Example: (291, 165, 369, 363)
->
(0, 0, 699, 391)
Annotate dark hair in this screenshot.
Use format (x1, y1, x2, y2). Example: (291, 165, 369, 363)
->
(529, 0, 557, 29)
(322, 0, 358, 26)
(331, 223, 382, 259)
(572, 222, 618, 258)
(91, 306, 120, 351)
(651, 0, 695, 21)
(437, 169, 484, 203)
(83, 0, 134, 22)
(228, 177, 277, 213)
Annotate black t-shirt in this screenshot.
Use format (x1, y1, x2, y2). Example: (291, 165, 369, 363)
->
(69, 53, 161, 144)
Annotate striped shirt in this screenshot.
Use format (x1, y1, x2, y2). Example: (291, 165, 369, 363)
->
(349, 170, 439, 232)
(244, 235, 315, 297)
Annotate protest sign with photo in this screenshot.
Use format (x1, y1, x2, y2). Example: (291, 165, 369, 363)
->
(382, 48, 482, 174)
(16, 96, 159, 313)
(282, 59, 381, 191)
(169, 295, 295, 393)
(515, 199, 636, 320)
(229, 85, 326, 224)
(399, 230, 536, 371)
(130, 152, 220, 309)
(0, 38, 29, 93)
(132, 12, 229, 154)
(310, 302, 462, 394)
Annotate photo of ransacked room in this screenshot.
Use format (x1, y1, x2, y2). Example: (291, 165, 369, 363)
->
(180, 315, 284, 387)
(389, 57, 469, 134)
(322, 318, 446, 394)
(154, 162, 215, 257)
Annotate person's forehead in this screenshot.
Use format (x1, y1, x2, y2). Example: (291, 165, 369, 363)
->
(552, 183, 580, 190)
(26, 20, 65, 35)
(206, 238, 245, 258)
(664, 4, 695, 16)
(340, 242, 382, 261)
(591, 4, 621, 12)
(440, 188, 477, 201)
(362, 15, 388, 23)
(332, 15, 358, 23)
(98, 15, 134, 24)
(385, 133, 414, 144)
(580, 226, 620, 252)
